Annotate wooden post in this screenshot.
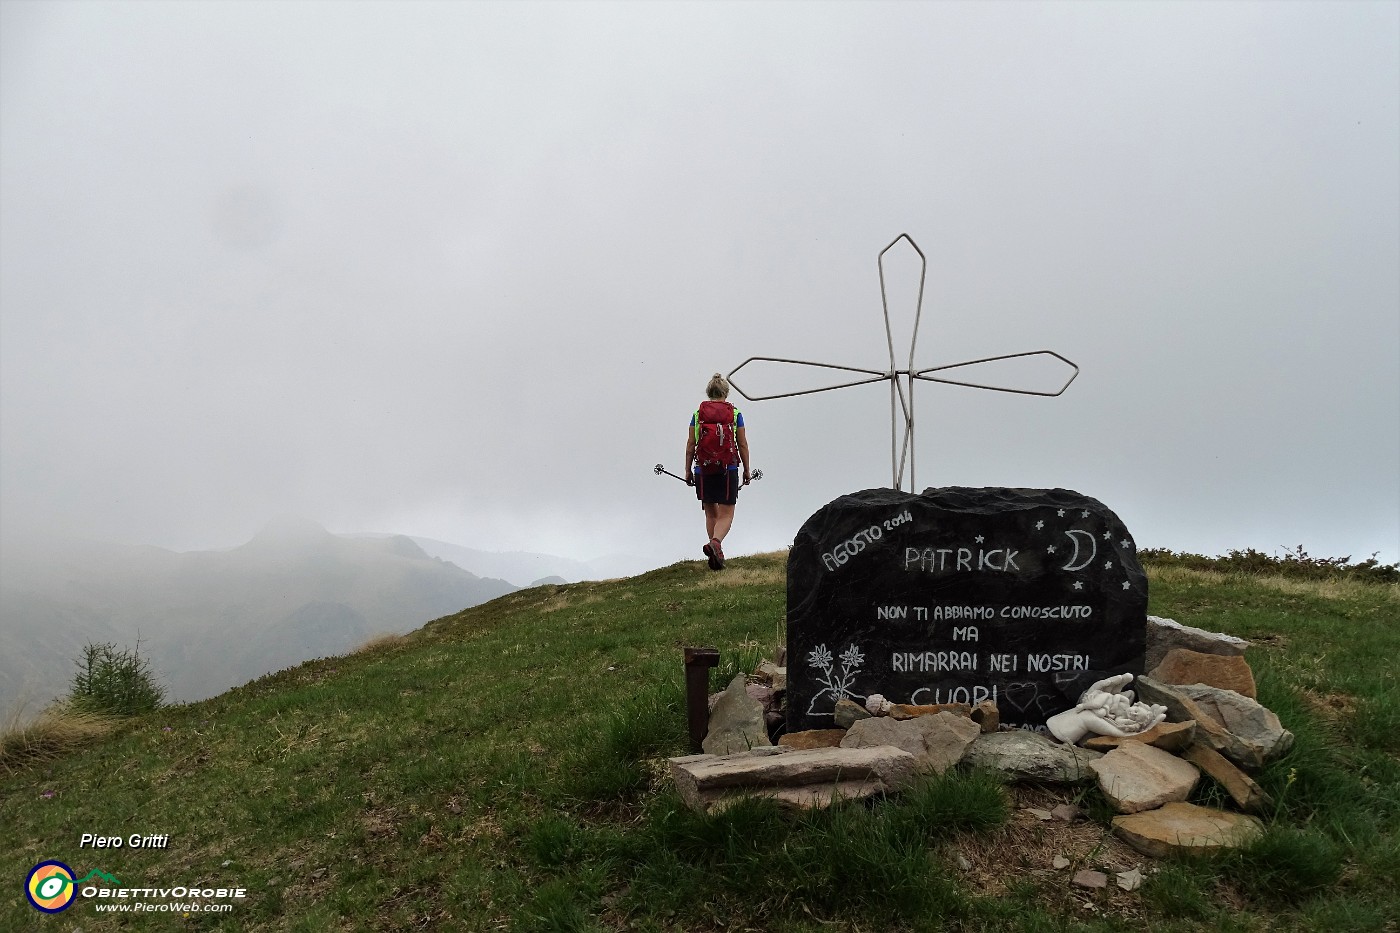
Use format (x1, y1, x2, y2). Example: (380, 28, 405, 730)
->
(683, 646, 720, 753)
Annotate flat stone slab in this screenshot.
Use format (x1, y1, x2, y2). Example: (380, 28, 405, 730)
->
(668, 745, 918, 813)
(888, 702, 971, 720)
(1082, 719, 1197, 753)
(842, 711, 981, 774)
(1145, 615, 1250, 671)
(1180, 740, 1271, 813)
(1135, 677, 1291, 769)
(715, 780, 880, 812)
(1149, 648, 1257, 699)
(778, 729, 847, 750)
(1089, 741, 1200, 814)
(1072, 869, 1108, 889)
(962, 731, 1103, 784)
(840, 714, 928, 756)
(1113, 801, 1263, 858)
(1176, 683, 1293, 766)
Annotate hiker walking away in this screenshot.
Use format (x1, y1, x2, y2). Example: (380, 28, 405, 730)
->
(685, 373, 750, 570)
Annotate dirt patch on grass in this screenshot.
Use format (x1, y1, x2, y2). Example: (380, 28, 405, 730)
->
(355, 632, 408, 653)
(1299, 688, 1358, 722)
(454, 811, 503, 845)
(360, 804, 401, 840)
(950, 785, 1151, 921)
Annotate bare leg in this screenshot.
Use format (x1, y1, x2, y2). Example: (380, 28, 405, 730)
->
(712, 504, 735, 543)
(703, 503, 719, 540)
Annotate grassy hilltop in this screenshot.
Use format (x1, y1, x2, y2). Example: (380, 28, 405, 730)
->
(3, 551, 1397, 932)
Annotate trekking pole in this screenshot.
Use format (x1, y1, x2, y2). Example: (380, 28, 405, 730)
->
(653, 464, 763, 485)
(653, 464, 688, 483)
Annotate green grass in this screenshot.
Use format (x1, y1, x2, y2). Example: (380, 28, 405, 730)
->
(2, 551, 1396, 931)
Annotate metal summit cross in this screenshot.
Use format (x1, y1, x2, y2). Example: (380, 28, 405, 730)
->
(727, 234, 1080, 492)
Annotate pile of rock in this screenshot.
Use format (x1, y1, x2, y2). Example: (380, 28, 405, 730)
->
(675, 659, 1080, 814)
(670, 616, 1291, 861)
(673, 665, 997, 813)
(1067, 616, 1291, 857)
(1087, 616, 1291, 857)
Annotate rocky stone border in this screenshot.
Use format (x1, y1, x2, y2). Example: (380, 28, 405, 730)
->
(673, 615, 1288, 860)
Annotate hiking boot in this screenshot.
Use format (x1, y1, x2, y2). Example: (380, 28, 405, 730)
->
(711, 538, 725, 569)
(702, 541, 719, 571)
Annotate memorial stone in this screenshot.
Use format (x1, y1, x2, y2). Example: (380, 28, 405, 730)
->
(787, 486, 1147, 731)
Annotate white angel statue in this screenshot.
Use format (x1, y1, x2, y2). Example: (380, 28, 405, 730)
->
(1045, 673, 1167, 744)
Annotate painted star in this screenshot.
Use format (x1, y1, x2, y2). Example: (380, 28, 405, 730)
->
(1046, 545, 1057, 554)
(1057, 509, 1065, 517)
(1073, 581, 1084, 590)
(1035, 520, 1045, 530)
(975, 535, 985, 544)
(1120, 539, 1133, 550)
(1122, 581, 1131, 590)
(1104, 560, 1114, 570)
(1102, 531, 1113, 540)
(1080, 510, 1090, 518)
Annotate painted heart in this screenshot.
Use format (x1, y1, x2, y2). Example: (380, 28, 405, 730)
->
(1002, 682, 1042, 714)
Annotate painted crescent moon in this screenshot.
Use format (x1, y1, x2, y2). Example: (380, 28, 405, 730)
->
(1061, 529, 1098, 572)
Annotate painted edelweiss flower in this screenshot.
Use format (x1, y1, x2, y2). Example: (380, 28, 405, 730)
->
(805, 641, 868, 716)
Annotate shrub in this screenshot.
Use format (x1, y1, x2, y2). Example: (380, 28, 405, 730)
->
(1138, 545, 1399, 584)
(68, 641, 166, 717)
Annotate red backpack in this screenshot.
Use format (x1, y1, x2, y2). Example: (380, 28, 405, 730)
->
(694, 400, 740, 474)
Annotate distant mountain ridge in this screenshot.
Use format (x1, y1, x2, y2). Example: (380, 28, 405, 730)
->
(354, 535, 655, 588)
(0, 521, 517, 711)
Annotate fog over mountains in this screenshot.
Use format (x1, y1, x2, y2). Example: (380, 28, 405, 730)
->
(396, 536, 654, 588)
(0, 519, 650, 713)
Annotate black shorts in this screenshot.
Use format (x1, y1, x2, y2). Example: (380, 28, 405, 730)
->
(694, 470, 739, 505)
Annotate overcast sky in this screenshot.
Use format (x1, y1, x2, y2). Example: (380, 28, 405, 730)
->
(2, 0, 1397, 571)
